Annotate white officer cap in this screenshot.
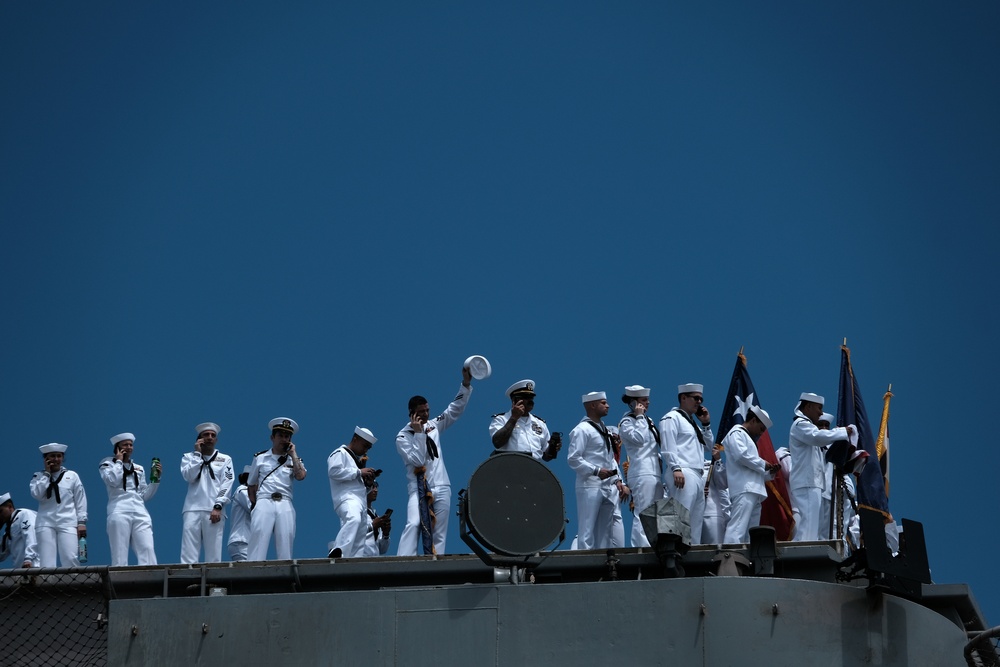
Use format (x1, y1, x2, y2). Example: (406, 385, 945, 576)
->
(0, 493, 10, 505)
(354, 426, 377, 444)
(819, 412, 834, 425)
(624, 385, 651, 398)
(799, 392, 824, 405)
(195, 422, 221, 435)
(678, 383, 704, 394)
(581, 391, 606, 404)
(749, 405, 773, 430)
(39, 443, 68, 454)
(506, 379, 536, 398)
(269, 417, 299, 434)
(110, 433, 135, 445)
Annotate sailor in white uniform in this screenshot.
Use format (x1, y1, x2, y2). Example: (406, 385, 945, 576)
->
(396, 366, 474, 556)
(702, 453, 730, 545)
(180, 422, 235, 563)
(568, 391, 630, 550)
(0, 493, 40, 568)
(248, 417, 307, 561)
(788, 393, 854, 541)
(659, 383, 714, 545)
(817, 412, 836, 540)
(227, 466, 252, 562)
(100, 433, 160, 566)
(723, 406, 781, 544)
(617, 385, 661, 548)
(30, 443, 87, 568)
(490, 380, 561, 461)
(327, 427, 379, 558)
(362, 482, 391, 557)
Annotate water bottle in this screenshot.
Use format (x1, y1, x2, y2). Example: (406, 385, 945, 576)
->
(150, 457, 161, 483)
(78, 537, 88, 564)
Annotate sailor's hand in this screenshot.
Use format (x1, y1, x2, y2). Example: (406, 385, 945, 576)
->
(633, 402, 647, 416)
(673, 470, 685, 488)
(360, 467, 377, 484)
(210, 508, 222, 524)
(77, 524, 87, 538)
(462, 366, 473, 386)
(511, 400, 527, 420)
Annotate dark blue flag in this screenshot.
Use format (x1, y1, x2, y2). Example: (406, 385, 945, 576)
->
(836, 345, 891, 518)
(717, 350, 794, 540)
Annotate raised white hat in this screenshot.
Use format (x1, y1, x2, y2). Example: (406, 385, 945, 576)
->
(464, 355, 492, 380)
(354, 426, 377, 444)
(0, 493, 10, 506)
(581, 391, 607, 404)
(195, 422, 221, 435)
(624, 385, 651, 398)
(678, 383, 704, 394)
(749, 405, 773, 430)
(39, 443, 68, 454)
(269, 417, 299, 434)
(819, 412, 835, 425)
(506, 379, 536, 398)
(110, 433, 135, 445)
(799, 392, 824, 406)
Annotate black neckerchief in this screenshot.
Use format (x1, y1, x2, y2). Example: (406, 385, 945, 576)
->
(46, 470, 66, 503)
(122, 462, 139, 491)
(1, 509, 17, 552)
(585, 419, 612, 453)
(197, 451, 219, 481)
(673, 408, 706, 446)
(411, 427, 439, 460)
(341, 445, 362, 468)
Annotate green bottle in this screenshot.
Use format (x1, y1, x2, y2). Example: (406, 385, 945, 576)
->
(150, 457, 161, 483)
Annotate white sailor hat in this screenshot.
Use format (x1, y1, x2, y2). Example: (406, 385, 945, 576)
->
(506, 379, 536, 398)
(678, 383, 704, 394)
(749, 405, 773, 430)
(354, 426, 377, 444)
(581, 391, 607, 404)
(799, 392, 824, 406)
(242, 465, 252, 475)
(819, 412, 835, 425)
(39, 443, 68, 454)
(269, 417, 299, 434)
(110, 433, 135, 445)
(624, 385, 651, 398)
(775, 446, 791, 461)
(0, 493, 10, 506)
(195, 422, 221, 435)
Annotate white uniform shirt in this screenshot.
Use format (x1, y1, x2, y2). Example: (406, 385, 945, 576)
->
(489, 411, 551, 460)
(618, 411, 661, 477)
(723, 426, 771, 497)
(99, 458, 158, 516)
(703, 460, 730, 518)
(788, 410, 849, 491)
(396, 383, 472, 493)
(567, 418, 621, 488)
(659, 408, 714, 472)
(327, 446, 367, 507)
(29, 468, 88, 529)
(249, 451, 301, 501)
(228, 486, 252, 545)
(181, 450, 235, 512)
(1, 508, 40, 567)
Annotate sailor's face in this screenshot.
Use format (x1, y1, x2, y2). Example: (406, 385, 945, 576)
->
(0, 503, 12, 523)
(44, 452, 64, 471)
(271, 431, 292, 449)
(801, 401, 823, 423)
(412, 404, 430, 424)
(116, 440, 134, 461)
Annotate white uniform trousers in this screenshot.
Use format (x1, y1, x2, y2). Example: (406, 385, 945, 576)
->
(331, 497, 368, 558)
(723, 492, 764, 544)
(37, 525, 79, 568)
(180, 511, 225, 564)
(627, 474, 663, 548)
(668, 468, 706, 545)
(819, 495, 832, 540)
(228, 542, 248, 562)
(575, 485, 619, 550)
(397, 485, 450, 556)
(248, 497, 296, 561)
(107, 513, 156, 566)
(608, 504, 625, 549)
(702, 513, 728, 545)
(790, 487, 822, 541)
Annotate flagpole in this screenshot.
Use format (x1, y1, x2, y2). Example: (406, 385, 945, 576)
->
(876, 383, 893, 498)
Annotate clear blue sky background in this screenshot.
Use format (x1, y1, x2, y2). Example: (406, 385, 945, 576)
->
(3, 2, 997, 625)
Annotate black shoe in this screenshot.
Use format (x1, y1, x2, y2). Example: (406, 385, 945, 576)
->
(328, 547, 343, 559)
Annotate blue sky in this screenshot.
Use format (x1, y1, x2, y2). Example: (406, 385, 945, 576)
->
(3, 2, 997, 624)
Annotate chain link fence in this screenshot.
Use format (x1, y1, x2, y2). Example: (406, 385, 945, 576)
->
(0, 568, 109, 667)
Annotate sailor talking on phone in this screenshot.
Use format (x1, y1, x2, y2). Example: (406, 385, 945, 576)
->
(100, 432, 160, 566)
(489, 379, 562, 461)
(659, 383, 714, 545)
(247, 418, 307, 561)
(395, 364, 474, 556)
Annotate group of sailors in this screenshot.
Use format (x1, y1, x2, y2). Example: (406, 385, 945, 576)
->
(1, 363, 865, 571)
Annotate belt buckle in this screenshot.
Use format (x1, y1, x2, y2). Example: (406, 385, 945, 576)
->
(271, 492, 282, 501)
